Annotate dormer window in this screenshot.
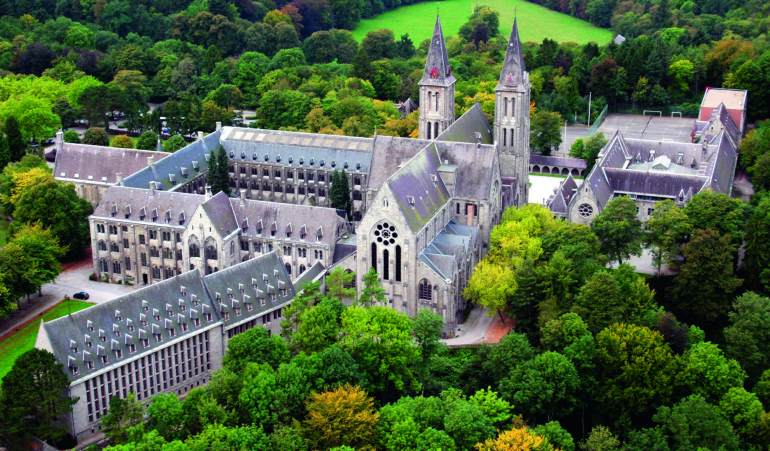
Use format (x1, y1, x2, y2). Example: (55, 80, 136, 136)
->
(115, 349, 122, 359)
(407, 196, 415, 206)
(101, 355, 108, 364)
(129, 343, 136, 353)
(142, 338, 149, 347)
(86, 361, 93, 370)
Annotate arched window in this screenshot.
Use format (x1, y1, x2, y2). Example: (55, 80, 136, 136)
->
(395, 246, 402, 282)
(189, 244, 200, 258)
(510, 128, 515, 147)
(383, 249, 389, 280)
(418, 279, 432, 300)
(152, 266, 161, 279)
(176, 250, 182, 260)
(98, 240, 106, 251)
(503, 97, 508, 116)
(383, 197, 388, 208)
(284, 263, 292, 275)
(150, 246, 159, 258)
(100, 259, 108, 272)
(353, 190, 362, 200)
(503, 128, 506, 146)
(344, 269, 356, 289)
(435, 92, 440, 111)
(428, 91, 432, 110)
(427, 123, 432, 140)
(371, 242, 377, 273)
(456, 203, 460, 214)
(299, 264, 306, 274)
(206, 265, 212, 275)
(230, 241, 235, 255)
(434, 122, 438, 138)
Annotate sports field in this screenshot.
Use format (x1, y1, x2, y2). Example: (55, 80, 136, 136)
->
(0, 299, 94, 385)
(352, 0, 613, 45)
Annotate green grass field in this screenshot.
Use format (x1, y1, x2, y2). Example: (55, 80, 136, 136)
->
(0, 300, 94, 385)
(352, 0, 613, 45)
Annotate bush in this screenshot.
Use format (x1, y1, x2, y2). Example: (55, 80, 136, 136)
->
(82, 127, 110, 146)
(88, 273, 97, 281)
(111, 135, 134, 148)
(163, 135, 187, 153)
(136, 131, 159, 150)
(62, 130, 80, 143)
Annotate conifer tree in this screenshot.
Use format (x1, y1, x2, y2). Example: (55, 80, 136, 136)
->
(0, 134, 10, 169)
(5, 116, 25, 163)
(207, 147, 220, 194)
(359, 268, 386, 307)
(216, 146, 231, 196)
(329, 169, 351, 218)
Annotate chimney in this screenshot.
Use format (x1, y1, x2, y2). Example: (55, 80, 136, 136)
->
(197, 131, 204, 141)
(205, 185, 212, 200)
(55, 130, 63, 150)
(239, 189, 246, 201)
(149, 182, 155, 196)
(216, 122, 222, 131)
(147, 156, 155, 169)
(116, 172, 123, 186)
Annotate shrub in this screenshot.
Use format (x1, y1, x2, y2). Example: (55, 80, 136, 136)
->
(111, 135, 134, 148)
(62, 130, 80, 143)
(82, 127, 109, 146)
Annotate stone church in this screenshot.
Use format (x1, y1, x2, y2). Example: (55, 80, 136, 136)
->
(81, 17, 532, 336)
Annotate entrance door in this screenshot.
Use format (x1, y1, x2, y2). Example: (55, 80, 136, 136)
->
(142, 273, 148, 284)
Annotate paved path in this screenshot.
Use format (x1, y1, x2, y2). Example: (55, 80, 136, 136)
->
(441, 305, 495, 346)
(0, 254, 139, 339)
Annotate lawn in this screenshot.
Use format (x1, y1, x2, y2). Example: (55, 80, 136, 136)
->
(0, 299, 94, 384)
(351, 0, 613, 45)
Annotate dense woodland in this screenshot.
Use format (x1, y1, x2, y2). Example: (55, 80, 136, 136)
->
(0, 0, 770, 450)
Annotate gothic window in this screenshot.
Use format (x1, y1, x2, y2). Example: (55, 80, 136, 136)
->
(205, 245, 217, 260)
(435, 92, 440, 111)
(285, 263, 292, 275)
(101, 259, 108, 272)
(98, 240, 107, 251)
(383, 249, 389, 280)
(354, 177, 361, 185)
(254, 242, 262, 253)
(503, 97, 508, 116)
(427, 123, 431, 140)
(503, 128, 506, 146)
(299, 264, 306, 274)
(353, 190, 362, 201)
(578, 204, 594, 218)
(189, 244, 200, 258)
(371, 242, 377, 273)
(152, 266, 161, 279)
(344, 269, 356, 289)
(510, 128, 514, 147)
(434, 122, 438, 138)
(374, 222, 397, 245)
(150, 246, 159, 258)
(395, 246, 402, 282)
(428, 91, 432, 110)
(110, 242, 119, 252)
(418, 279, 432, 300)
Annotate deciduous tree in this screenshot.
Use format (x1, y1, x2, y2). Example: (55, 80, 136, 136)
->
(530, 110, 562, 156)
(724, 292, 770, 381)
(100, 393, 144, 445)
(83, 127, 110, 146)
(646, 199, 690, 275)
(136, 130, 158, 151)
(112, 134, 134, 148)
(222, 326, 289, 374)
(302, 385, 379, 451)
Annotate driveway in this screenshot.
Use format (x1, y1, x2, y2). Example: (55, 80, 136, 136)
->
(441, 305, 495, 346)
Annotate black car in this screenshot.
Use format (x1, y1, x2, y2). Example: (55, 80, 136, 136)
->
(73, 292, 90, 300)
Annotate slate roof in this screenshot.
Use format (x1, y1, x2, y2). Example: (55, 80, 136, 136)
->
(420, 16, 456, 86)
(333, 234, 357, 264)
(293, 261, 326, 290)
(530, 155, 587, 169)
(698, 103, 741, 148)
(227, 196, 346, 248)
(43, 269, 220, 382)
(703, 131, 737, 195)
(496, 19, 527, 90)
(220, 127, 373, 174)
(435, 103, 493, 144)
(91, 186, 204, 228)
(435, 141, 497, 200)
(419, 220, 477, 281)
(388, 143, 451, 232)
(604, 168, 705, 198)
(202, 252, 295, 330)
(547, 173, 578, 215)
(54, 144, 167, 185)
(201, 191, 239, 236)
(368, 135, 431, 191)
(123, 131, 222, 191)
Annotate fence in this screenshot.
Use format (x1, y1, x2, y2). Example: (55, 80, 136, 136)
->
(588, 105, 608, 136)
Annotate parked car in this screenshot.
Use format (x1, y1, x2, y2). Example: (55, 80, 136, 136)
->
(162, 127, 170, 133)
(73, 292, 90, 300)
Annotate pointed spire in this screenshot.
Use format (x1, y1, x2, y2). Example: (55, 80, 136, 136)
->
(497, 19, 526, 89)
(420, 16, 456, 86)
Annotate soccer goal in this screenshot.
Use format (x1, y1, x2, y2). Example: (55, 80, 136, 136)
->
(643, 110, 662, 117)
(671, 112, 682, 118)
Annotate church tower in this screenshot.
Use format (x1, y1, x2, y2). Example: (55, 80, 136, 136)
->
(419, 16, 456, 140)
(494, 19, 531, 206)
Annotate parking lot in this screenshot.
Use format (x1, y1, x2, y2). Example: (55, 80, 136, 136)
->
(597, 114, 695, 143)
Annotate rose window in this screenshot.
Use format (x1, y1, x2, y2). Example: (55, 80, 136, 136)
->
(374, 223, 397, 245)
(578, 204, 594, 218)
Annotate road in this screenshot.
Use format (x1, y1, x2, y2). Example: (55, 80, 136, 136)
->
(440, 305, 495, 346)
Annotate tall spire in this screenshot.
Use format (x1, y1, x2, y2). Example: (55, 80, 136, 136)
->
(497, 18, 526, 89)
(420, 16, 456, 86)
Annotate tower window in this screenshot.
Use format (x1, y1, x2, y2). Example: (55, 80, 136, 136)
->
(504, 97, 508, 116)
(427, 123, 431, 140)
(510, 128, 515, 147)
(434, 122, 438, 139)
(435, 92, 440, 111)
(503, 128, 506, 146)
(428, 91, 432, 110)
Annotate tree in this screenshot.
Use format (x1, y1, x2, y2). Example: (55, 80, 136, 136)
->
(136, 131, 159, 151)
(653, 395, 740, 451)
(339, 305, 420, 393)
(360, 28, 396, 60)
(222, 326, 289, 374)
(502, 351, 580, 421)
(0, 349, 77, 447)
(215, 145, 231, 196)
(464, 260, 516, 323)
(325, 267, 355, 303)
(258, 90, 311, 130)
(724, 292, 770, 382)
(100, 393, 144, 445)
(76, 83, 111, 128)
(329, 169, 351, 218)
(683, 189, 747, 247)
(83, 127, 110, 146)
(112, 134, 134, 148)
(533, 421, 575, 451)
(684, 342, 745, 401)
(3, 224, 64, 299)
(595, 324, 681, 423)
(412, 308, 444, 393)
(163, 135, 187, 153)
(590, 196, 644, 265)
(582, 132, 608, 172)
(719, 387, 765, 447)
(571, 271, 626, 335)
(476, 425, 553, 451)
(146, 393, 185, 441)
(13, 178, 92, 257)
(5, 116, 25, 162)
(302, 385, 379, 451)
(673, 229, 742, 324)
(530, 110, 562, 156)
(358, 267, 386, 307)
(488, 333, 536, 381)
(646, 200, 690, 275)
(292, 302, 339, 353)
(63, 129, 81, 143)
(580, 426, 620, 451)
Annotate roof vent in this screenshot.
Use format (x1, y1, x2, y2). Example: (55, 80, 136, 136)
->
(265, 153, 269, 161)
(181, 167, 188, 178)
(252, 152, 257, 160)
(288, 156, 293, 163)
(276, 154, 281, 162)
(356, 162, 361, 170)
(407, 195, 415, 206)
(344, 160, 349, 168)
(319, 159, 324, 167)
(229, 150, 234, 158)
(310, 158, 314, 165)
(299, 157, 304, 165)
(331, 160, 336, 167)
(192, 161, 200, 171)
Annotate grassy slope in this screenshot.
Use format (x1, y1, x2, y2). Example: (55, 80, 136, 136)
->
(352, 0, 613, 45)
(0, 300, 94, 384)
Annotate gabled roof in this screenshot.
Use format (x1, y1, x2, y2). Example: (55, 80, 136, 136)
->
(419, 220, 477, 280)
(91, 186, 203, 228)
(435, 103, 493, 144)
(420, 16, 456, 86)
(388, 144, 451, 232)
(54, 144, 167, 185)
(368, 135, 431, 192)
(435, 140, 497, 200)
(496, 18, 526, 90)
(201, 191, 238, 236)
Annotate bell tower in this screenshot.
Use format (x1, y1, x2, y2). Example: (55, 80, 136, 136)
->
(495, 19, 531, 206)
(419, 16, 456, 140)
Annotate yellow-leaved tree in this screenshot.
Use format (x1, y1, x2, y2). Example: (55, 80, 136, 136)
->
(476, 424, 560, 451)
(302, 384, 379, 451)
